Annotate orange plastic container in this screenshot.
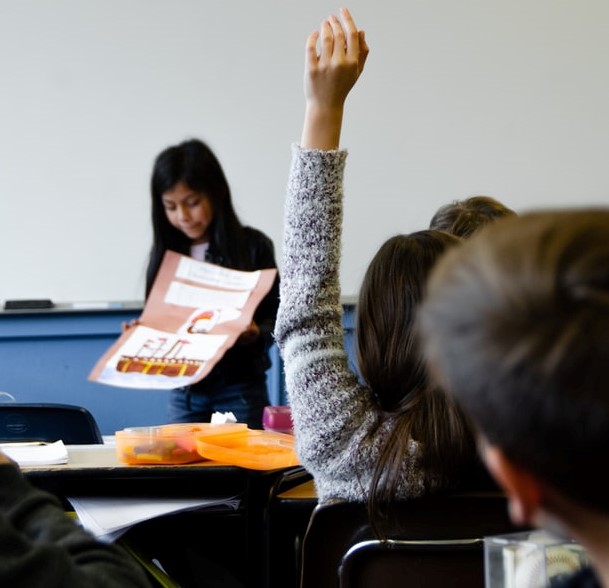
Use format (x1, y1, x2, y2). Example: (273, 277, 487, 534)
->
(195, 428, 300, 470)
(115, 423, 247, 465)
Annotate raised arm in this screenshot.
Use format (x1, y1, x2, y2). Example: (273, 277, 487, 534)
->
(300, 7, 369, 150)
(275, 9, 380, 502)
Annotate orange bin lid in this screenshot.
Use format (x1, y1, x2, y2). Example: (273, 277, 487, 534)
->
(195, 428, 299, 470)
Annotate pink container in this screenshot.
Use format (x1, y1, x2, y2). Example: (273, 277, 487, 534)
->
(262, 405, 293, 435)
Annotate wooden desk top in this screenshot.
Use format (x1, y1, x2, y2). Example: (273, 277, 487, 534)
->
(277, 478, 317, 501)
(21, 444, 232, 472)
(20, 443, 265, 502)
(21, 442, 298, 500)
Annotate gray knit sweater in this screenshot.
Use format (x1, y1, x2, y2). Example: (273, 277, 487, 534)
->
(275, 145, 426, 503)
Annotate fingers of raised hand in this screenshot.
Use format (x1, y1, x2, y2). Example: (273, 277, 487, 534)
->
(325, 10, 365, 77)
(318, 18, 335, 63)
(305, 30, 320, 68)
(358, 30, 369, 73)
(337, 8, 360, 60)
(327, 14, 346, 59)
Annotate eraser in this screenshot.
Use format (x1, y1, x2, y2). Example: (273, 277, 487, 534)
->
(3, 299, 55, 310)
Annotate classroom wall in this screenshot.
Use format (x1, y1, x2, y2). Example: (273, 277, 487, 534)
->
(1, 0, 608, 305)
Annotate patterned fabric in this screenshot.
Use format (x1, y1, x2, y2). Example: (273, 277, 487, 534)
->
(275, 145, 426, 503)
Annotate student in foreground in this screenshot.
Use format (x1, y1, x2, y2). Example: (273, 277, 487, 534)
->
(0, 451, 153, 587)
(275, 7, 490, 529)
(418, 209, 609, 588)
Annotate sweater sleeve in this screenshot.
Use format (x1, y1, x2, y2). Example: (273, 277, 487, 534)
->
(275, 145, 387, 502)
(0, 463, 152, 588)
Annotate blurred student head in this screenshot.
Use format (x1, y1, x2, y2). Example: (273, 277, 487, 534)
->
(418, 208, 609, 541)
(429, 195, 516, 238)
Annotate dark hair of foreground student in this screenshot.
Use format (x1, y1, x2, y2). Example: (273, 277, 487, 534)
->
(420, 209, 609, 513)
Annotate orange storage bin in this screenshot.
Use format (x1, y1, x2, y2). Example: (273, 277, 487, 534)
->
(195, 428, 300, 470)
(115, 423, 247, 465)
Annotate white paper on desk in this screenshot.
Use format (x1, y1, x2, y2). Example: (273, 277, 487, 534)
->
(0, 440, 68, 466)
(66, 495, 241, 542)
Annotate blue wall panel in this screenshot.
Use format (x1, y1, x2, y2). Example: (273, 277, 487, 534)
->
(0, 303, 355, 435)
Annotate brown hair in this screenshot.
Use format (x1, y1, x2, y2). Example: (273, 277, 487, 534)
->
(356, 230, 479, 531)
(429, 195, 516, 238)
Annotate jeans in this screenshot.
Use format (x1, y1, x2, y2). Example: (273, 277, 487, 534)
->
(167, 374, 270, 429)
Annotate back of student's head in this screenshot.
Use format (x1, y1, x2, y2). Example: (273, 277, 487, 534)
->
(429, 195, 516, 238)
(356, 230, 479, 507)
(419, 208, 609, 514)
(357, 230, 460, 406)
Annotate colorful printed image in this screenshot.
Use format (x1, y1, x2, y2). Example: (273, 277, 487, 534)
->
(88, 252, 276, 390)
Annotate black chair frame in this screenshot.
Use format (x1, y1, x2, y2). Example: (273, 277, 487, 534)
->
(299, 492, 530, 588)
(0, 403, 103, 444)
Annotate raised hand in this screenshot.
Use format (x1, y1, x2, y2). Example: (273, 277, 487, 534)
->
(301, 7, 369, 150)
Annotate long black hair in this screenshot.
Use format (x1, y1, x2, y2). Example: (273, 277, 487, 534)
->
(146, 138, 249, 296)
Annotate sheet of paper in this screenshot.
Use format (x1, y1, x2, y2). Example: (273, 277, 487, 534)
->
(0, 440, 68, 466)
(174, 256, 260, 290)
(88, 251, 277, 390)
(67, 495, 241, 542)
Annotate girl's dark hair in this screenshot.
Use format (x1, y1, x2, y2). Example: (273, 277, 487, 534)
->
(146, 138, 248, 296)
(356, 230, 477, 535)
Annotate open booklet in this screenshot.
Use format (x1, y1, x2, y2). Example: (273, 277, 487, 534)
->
(0, 440, 68, 466)
(88, 251, 277, 390)
(67, 495, 241, 542)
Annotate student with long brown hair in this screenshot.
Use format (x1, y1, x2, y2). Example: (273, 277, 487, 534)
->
(274, 8, 487, 527)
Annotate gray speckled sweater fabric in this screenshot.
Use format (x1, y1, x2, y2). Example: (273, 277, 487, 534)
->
(274, 145, 425, 503)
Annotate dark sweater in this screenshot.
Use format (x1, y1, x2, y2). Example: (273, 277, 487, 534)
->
(0, 463, 152, 587)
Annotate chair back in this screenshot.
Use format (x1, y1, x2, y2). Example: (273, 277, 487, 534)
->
(339, 538, 484, 588)
(264, 466, 316, 588)
(0, 403, 103, 444)
(300, 492, 529, 588)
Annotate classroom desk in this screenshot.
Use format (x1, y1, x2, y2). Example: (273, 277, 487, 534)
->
(276, 478, 317, 501)
(22, 444, 301, 588)
(22, 444, 249, 500)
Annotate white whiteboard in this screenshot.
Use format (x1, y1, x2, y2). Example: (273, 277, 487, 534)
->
(1, 0, 608, 303)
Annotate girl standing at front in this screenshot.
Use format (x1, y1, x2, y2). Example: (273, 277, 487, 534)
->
(146, 138, 279, 428)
